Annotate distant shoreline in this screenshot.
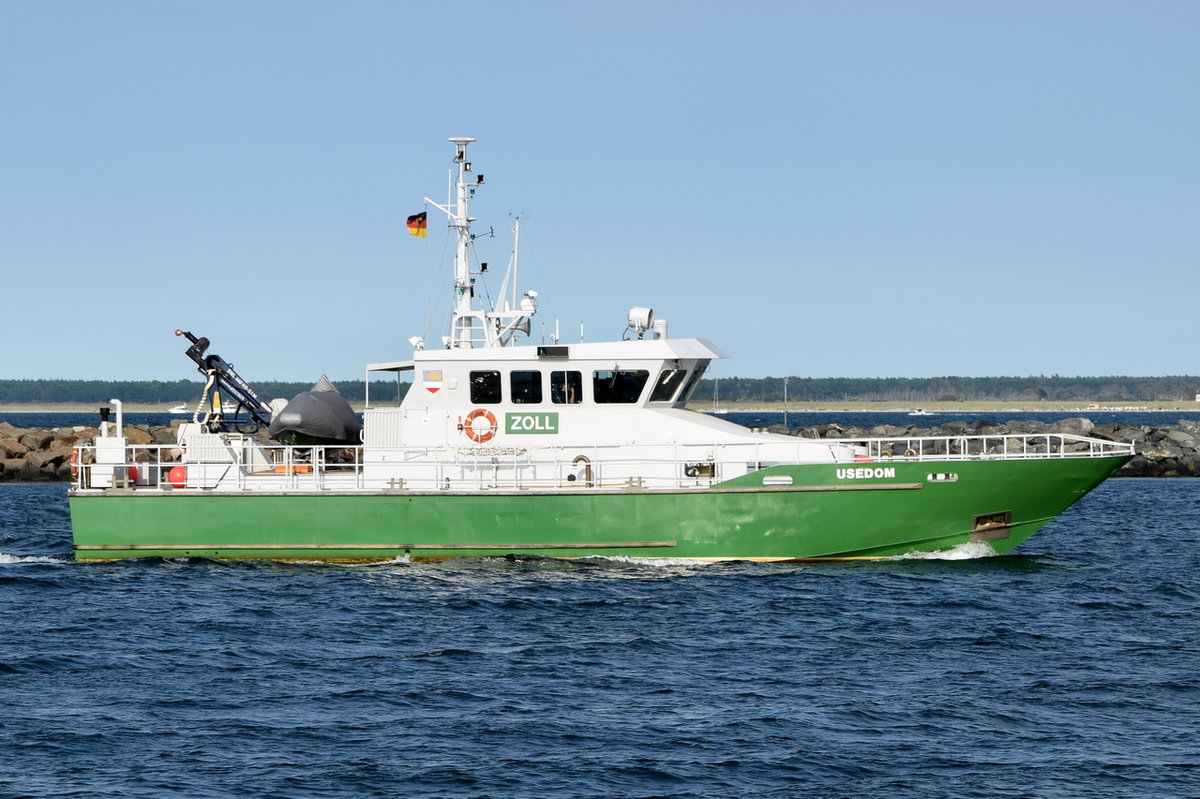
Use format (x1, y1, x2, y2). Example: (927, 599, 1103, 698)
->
(0, 404, 187, 413)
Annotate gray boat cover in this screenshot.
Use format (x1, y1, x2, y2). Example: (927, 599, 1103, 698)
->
(267, 375, 363, 444)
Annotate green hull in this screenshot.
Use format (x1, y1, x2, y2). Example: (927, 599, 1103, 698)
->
(69, 456, 1128, 562)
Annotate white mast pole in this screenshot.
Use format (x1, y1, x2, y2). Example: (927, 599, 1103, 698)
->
(424, 137, 534, 350)
(511, 216, 521, 311)
(449, 137, 476, 348)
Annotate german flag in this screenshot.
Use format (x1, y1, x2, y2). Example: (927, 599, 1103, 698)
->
(406, 211, 428, 237)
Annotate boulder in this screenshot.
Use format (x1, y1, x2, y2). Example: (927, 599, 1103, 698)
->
(1, 438, 30, 457)
(1140, 442, 1184, 460)
(1165, 429, 1198, 450)
(1004, 438, 1027, 454)
(13, 459, 43, 481)
(27, 450, 65, 470)
(1117, 456, 1161, 477)
(48, 437, 80, 452)
(1113, 426, 1146, 444)
(1159, 458, 1184, 477)
(877, 425, 909, 436)
(123, 427, 154, 446)
(1049, 417, 1095, 435)
(1176, 419, 1200, 437)
(19, 431, 52, 451)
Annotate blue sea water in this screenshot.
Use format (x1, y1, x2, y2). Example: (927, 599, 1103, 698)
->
(1, 480, 1198, 798)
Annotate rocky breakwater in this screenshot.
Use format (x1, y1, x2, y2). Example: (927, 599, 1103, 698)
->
(2, 417, 1199, 482)
(777, 417, 1200, 478)
(0, 421, 179, 482)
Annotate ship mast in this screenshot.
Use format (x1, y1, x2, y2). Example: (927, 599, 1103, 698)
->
(422, 137, 479, 348)
(423, 137, 536, 349)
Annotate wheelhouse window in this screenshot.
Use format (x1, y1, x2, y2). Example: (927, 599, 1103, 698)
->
(593, 369, 650, 404)
(649, 369, 687, 402)
(510, 370, 542, 404)
(551, 371, 582, 404)
(469, 370, 501, 404)
(678, 360, 710, 402)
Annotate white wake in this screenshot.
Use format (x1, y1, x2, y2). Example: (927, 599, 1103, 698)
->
(888, 541, 1000, 561)
(0, 552, 68, 565)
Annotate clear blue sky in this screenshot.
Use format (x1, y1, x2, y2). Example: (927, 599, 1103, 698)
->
(3, 1, 1197, 382)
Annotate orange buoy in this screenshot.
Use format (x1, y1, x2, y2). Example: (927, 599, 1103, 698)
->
(168, 465, 187, 487)
(463, 408, 498, 443)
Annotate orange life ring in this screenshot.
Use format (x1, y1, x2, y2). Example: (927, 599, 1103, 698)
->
(70, 450, 79, 478)
(463, 408, 498, 443)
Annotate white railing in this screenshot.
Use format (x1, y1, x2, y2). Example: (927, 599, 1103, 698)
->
(70, 432, 1134, 494)
(856, 433, 1135, 461)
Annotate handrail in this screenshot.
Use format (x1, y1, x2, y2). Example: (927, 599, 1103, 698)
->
(852, 433, 1135, 461)
(69, 431, 1134, 494)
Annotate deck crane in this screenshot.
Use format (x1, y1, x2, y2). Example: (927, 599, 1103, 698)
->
(175, 329, 274, 432)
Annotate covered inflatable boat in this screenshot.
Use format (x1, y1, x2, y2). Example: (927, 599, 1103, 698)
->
(268, 376, 362, 445)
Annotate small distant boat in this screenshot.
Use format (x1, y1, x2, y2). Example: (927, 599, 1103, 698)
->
(168, 404, 189, 414)
(908, 408, 936, 417)
(711, 380, 727, 415)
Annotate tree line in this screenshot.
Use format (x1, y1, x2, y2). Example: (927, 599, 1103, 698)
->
(2, 375, 1198, 404)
